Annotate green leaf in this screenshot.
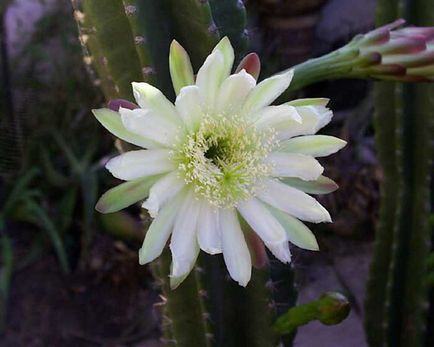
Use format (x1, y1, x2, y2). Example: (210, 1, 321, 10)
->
(0, 234, 13, 332)
(24, 200, 70, 274)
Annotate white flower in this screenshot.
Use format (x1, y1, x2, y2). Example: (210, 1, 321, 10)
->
(93, 38, 346, 288)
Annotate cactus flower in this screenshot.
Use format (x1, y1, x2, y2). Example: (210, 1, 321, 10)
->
(93, 38, 346, 288)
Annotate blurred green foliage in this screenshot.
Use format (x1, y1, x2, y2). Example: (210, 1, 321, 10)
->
(0, 0, 120, 279)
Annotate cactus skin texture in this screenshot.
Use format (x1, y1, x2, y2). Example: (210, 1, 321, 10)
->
(72, 0, 147, 101)
(136, 0, 174, 98)
(152, 250, 211, 347)
(168, 0, 220, 71)
(122, 0, 157, 86)
(202, 255, 276, 347)
(72, 0, 118, 99)
(209, 0, 249, 64)
(364, 0, 434, 346)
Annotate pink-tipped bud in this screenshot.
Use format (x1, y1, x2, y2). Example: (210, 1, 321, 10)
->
(382, 50, 434, 68)
(235, 53, 261, 80)
(108, 99, 138, 111)
(357, 52, 382, 66)
(393, 27, 434, 42)
(351, 19, 434, 81)
(361, 19, 406, 45)
(367, 37, 427, 54)
(369, 64, 406, 76)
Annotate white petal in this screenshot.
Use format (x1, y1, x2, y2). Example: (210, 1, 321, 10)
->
(170, 189, 201, 279)
(170, 245, 200, 289)
(252, 105, 302, 129)
(267, 242, 292, 264)
(242, 70, 294, 115)
(279, 135, 347, 157)
(237, 198, 291, 263)
(119, 107, 180, 147)
(215, 70, 256, 115)
(142, 172, 186, 218)
(92, 108, 161, 149)
(277, 105, 333, 140)
(267, 152, 324, 181)
(175, 85, 204, 131)
(131, 82, 182, 126)
(220, 208, 251, 286)
(267, 205, 319, 251)
(212, 36, 235, 80)
(105, 149, 175, 181)
(138, 189, 186, 265)
(257, 179, 331, 223)
(197, 203, 222, 254)
(196, 50, 225, 111)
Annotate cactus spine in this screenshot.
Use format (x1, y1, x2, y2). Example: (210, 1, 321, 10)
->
(364, 0, 434, 346)
(72, 0, 151, 100)
(152, 250, 211, 347)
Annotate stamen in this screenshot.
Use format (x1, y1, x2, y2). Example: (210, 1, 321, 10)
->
(173, 114, 276, 207)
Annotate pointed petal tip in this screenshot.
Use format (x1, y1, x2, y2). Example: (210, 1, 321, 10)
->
(170, 39, 181, 47)
(235, 52, 261, 80)
(141, 199, 158, 218)
(202, 247, 222, 255)
(104, 156, 118, 172)
(169, 272, 189, 290)
(238, 281, 248, 287)
(95, 199, 107, 214)
(138, 248, 147, 265)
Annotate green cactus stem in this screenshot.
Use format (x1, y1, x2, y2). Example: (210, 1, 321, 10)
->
(168, 0, 220, 71)
(71, 0, 118, 99)
(73, 0, 145, 100)
(136, 0, 174, 98)
(363, 4, 400, 344)
(364, 0, 434, 346)
(209, 0, 249, 63)
(201, 255, 276, 347)
(151, 250, 212, 347)
(122, 0, 157, 85)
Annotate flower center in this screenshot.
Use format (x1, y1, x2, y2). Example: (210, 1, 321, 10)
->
(173, 114, 275, 207)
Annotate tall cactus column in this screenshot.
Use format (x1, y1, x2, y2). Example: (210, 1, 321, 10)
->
(364, 0, 434, 346)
